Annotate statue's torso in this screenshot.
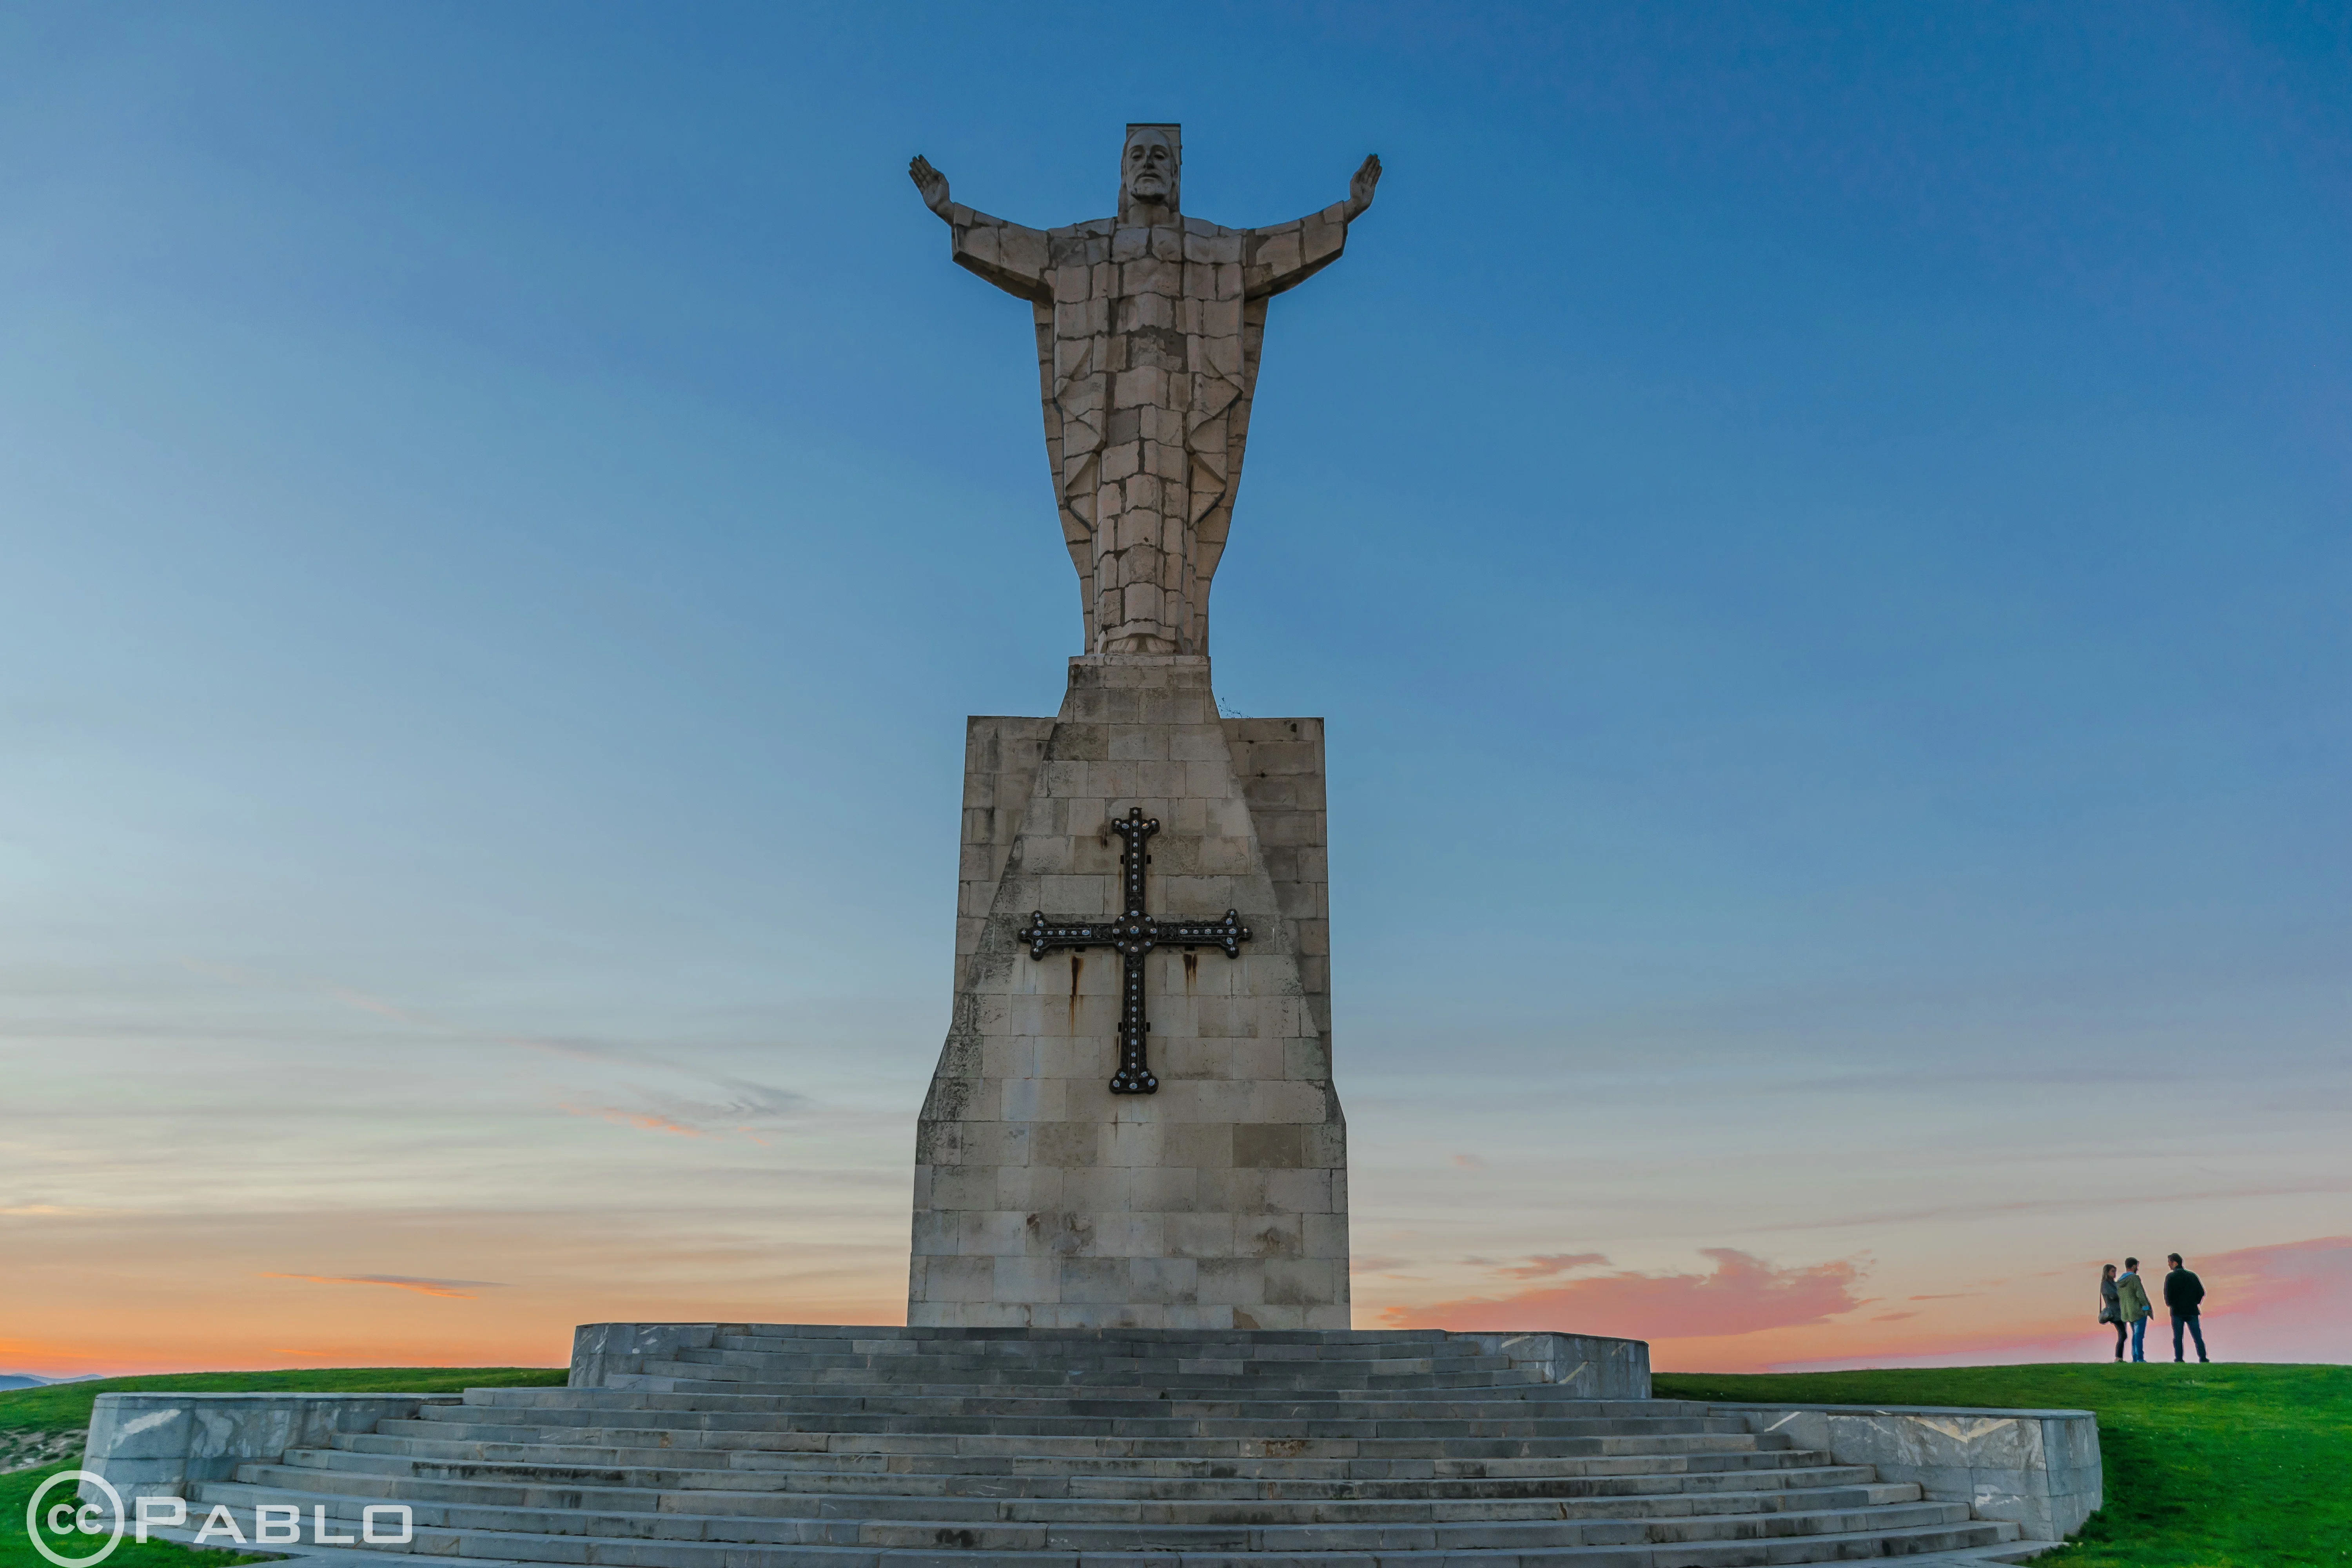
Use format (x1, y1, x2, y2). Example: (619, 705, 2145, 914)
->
(1034, 218, 1263, 656)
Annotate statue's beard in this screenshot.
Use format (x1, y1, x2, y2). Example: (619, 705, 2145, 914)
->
(1129, 175, 1170, 203)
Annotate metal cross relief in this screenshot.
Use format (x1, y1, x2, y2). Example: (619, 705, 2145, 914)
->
(1018, 806, 1252, 1094)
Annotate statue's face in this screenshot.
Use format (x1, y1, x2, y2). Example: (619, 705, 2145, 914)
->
(1124, 131, 1176, 205)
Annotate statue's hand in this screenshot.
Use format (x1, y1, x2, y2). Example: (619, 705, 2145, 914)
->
(1343, 153, 1381, 220)
(908, 154, 951, 217)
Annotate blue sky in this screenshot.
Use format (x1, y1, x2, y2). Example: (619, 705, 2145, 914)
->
(4, 2, 2348, 1372)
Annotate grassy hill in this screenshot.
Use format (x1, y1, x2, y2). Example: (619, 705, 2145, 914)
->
(2, 1368, 563, 1568)
(1655, 1362, 2352, 1567)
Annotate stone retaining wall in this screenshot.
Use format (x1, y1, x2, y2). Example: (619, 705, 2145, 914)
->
(1706, 1401, 2102, 1541)
(80, 1392, 459, 1501)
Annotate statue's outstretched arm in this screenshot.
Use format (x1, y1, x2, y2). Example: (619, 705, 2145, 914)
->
(1243, 155, 1380, 299)
(909, 155, 1052, 302)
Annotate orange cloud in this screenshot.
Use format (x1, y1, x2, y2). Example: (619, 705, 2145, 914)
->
(259, 1274, 502, 1301)
(558, 1102, 709, 1138)
(1383, 1248, 1864, 1340)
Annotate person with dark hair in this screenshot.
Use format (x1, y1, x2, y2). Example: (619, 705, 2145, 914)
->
(2164, 1253, 2210, 1363)
(2098, 1263, 2126, 1361)
(2116, 1258, 2154, 1362)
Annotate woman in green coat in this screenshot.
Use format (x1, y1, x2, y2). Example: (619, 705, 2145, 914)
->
(2116, 1258, 2155, 1362)
(2099, 1264, 2126, 1361)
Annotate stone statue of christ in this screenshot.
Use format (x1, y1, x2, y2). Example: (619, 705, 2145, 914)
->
(911, 125, 1380, 656)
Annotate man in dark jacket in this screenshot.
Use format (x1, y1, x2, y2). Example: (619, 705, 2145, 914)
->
(2164, 1253, 2209, 1363)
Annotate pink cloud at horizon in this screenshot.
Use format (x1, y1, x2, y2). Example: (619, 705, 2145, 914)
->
(1768, 1234, 2352, 1372)
(1382, 1249, 1864, 1342)
(1381, 1236, 2352, 1374)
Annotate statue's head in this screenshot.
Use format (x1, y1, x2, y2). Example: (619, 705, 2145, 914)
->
(1121, 123, 1180, 220)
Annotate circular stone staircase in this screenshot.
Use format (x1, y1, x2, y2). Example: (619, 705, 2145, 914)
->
(188, 1328, 2032, 1566)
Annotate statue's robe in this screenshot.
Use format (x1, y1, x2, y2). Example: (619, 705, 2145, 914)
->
(941, 201, 1356, 655)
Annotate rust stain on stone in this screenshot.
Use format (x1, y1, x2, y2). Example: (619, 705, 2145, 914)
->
(1069, 953, 1084, 1032)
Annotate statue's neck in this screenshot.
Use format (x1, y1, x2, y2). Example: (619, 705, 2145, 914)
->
(1118, 195, 1178, 227)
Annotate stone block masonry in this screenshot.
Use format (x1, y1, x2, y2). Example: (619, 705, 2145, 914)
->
(910, 653, 1346, 1329)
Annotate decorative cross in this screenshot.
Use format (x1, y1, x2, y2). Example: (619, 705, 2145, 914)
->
(1018, 806, 1252, 1094)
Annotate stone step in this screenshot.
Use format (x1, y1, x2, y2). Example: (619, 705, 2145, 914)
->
(366, 1426, 1768, 1463)
(194, 1481, 1984, 1555)
(456, 1387, 1673, 1417)
(323, 1439, 1880, 1497)
(414, 1411, 1748, 1443)
(240, 1460, 1929, 1524)
(706, 1335, 1458, 1345)
(685, 1356, 1512, 1381)
(351, 1429, 1837, 1483)
(664, 1344, 1531, 1371)
(690, 1344, 1512, 1369)
(411, 1402, 1751, 1442)
(684, 1351, 1504, 1380)
(707, 1328, 1462, 1356)
(454, 1388, 1713, 1419)
(367, 1421, 1771, 1459)
(421, 1401, 1740, 1428)
(385, 1418, 1771, 1461)
(472, 1400, 1702, 1425)
(632, 1364, 1552, 1395)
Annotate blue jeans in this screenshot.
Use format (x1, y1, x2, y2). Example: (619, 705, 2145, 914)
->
(2131, 1316, 2149, 1361)
(2172, 1314, 2208, 1361)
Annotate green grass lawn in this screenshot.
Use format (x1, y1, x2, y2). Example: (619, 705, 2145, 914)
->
(1656, 1362, 2352, 1567)
(1, 1368, 564, 1568)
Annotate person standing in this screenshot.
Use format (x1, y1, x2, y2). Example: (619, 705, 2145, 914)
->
(2164, 1253, 2210, 1363)
(2098, 1263, 2126, 1361)
(2117, 1258, 2155, 1362)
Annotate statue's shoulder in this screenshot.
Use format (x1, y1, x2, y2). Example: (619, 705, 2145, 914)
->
(1046, 217, 1116, 268)
(1174, 217, 1244, 266)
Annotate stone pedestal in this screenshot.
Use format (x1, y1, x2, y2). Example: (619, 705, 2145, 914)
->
(908, 655, 1346, 1329)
